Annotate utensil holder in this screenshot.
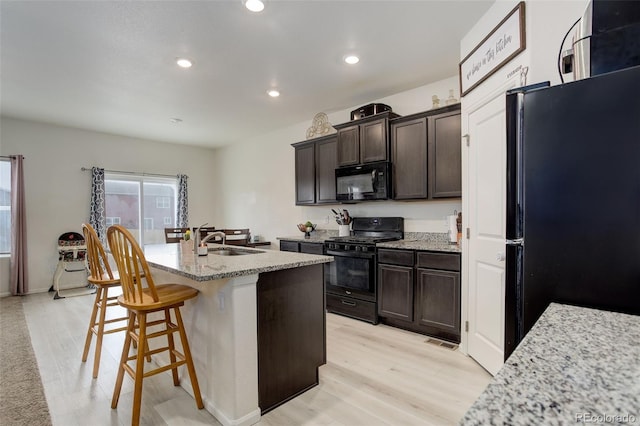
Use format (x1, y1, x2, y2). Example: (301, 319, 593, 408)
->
(338, 225, 350, 237)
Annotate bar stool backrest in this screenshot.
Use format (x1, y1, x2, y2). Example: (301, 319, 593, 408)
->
(107, 225, 159, 304)
(82, 223, 114, 282)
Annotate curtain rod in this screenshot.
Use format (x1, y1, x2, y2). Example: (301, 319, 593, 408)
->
(0, 155, 25, 159)
(80, 167, 179, 179)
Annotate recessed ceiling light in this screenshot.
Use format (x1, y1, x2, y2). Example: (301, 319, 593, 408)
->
(169, 118, 183, 123)
(176, 58, 193, 68)
(245, 0, 264, 12)
(344, 55, 360, 65)
(267, 89, 280, 98)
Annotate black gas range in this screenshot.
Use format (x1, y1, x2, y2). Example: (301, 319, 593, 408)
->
(324, 217, 403, 324)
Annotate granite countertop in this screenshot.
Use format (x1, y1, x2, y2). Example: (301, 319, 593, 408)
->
(144, 243, 333, 282)
(461, 303, 640, 425)
(376, 239, 461, 253)
(278, 232, 460, 253)
(277, 235, 328, 243)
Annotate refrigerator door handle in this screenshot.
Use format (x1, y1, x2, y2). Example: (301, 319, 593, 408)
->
(506, 92, 525, 240)
(506, 238, 524, 246)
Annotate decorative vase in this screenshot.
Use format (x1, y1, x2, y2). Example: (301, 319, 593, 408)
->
(445, 89, 458, 105)
(180, 239, 193, 253)
(432, 95, 440, 109)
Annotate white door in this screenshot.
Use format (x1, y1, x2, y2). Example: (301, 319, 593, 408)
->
(465, 90, 510, 376)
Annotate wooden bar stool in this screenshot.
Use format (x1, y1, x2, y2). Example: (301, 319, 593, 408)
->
(107, 225, 203, 426)
(81, 223, 131, 378)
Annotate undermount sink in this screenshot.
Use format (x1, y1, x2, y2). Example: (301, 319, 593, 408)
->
(207, 247, 264, 256)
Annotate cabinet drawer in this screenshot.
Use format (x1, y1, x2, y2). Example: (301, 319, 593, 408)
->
(416, 252, 460, 271)
(326, 294, 377, 324)
(279, 240, 299, 252)
(300, 242, 324, 255)
(377, 249, 414, 266)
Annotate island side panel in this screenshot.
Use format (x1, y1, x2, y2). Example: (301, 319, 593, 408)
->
(148, 267, 261, 426)
(257, 263, 326, 414)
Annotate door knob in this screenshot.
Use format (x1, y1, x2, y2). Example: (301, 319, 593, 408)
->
(496, 253, 505, 261)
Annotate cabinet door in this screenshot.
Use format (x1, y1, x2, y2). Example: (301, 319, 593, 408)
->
(416, 268, 460, 335)
(360, 118, 388, 163)
(295, 144, 315, 205)
(315, 135, 337, 203)
(392, 117, 428, 199)
(428, 110, 461, 198)
(337, 125, 359, 166)
(378, 264, 414, 322)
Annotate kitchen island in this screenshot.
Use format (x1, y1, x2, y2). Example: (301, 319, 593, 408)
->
(461, 303, 640, 425)
(143, 243, 333, 426)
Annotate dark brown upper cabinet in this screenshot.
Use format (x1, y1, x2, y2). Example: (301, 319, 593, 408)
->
(391, 116, 428, 199)
(292, 133, 338, 205)
(294, 141, 315, 205)
(334, 112, 399, 167)
(391, 104, 461, 200)
(315, 136, 338, 203)
(428, 108, 462, 198)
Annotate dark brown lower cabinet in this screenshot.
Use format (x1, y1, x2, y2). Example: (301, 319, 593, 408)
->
(416, 268, 460, 339)
(257, 264, 326, 414)
(279, 240, 324, 254)
(377, 248, 461, 343)
(377, 264, 414, 322)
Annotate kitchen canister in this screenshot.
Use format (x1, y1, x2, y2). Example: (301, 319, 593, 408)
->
(338, 225, 350, 237)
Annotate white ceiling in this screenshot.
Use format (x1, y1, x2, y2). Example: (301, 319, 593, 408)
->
(0, 0, 493, 148)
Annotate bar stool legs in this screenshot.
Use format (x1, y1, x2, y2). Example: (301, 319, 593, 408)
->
(81, 284, 128, 378)
(112, 306, 203, 426)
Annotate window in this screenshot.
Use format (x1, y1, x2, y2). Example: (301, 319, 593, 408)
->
(106, 217, 121, 226)
(156, 197, 170, 209)
(105, 174, 178, 245)
(163, 216, 172, 225)
(0, 160, 10, 254)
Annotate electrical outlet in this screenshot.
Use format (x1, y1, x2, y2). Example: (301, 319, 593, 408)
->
(325, 215, 330, 224)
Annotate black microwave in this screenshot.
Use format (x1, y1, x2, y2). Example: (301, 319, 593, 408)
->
(335, 161, 391, 202)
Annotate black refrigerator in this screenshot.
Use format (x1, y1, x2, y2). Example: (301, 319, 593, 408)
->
(504, 65, 640, 359)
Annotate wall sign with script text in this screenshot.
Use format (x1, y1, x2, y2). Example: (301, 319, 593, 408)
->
(459, 2, 526, 97)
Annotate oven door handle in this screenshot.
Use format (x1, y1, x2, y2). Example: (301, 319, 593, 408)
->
(326, 249, 375, 259)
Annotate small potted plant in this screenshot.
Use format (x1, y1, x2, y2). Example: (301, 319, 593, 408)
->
(181, 230, 194, 253)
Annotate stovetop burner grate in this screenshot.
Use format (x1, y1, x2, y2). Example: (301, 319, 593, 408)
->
(325, 216, 404, 246)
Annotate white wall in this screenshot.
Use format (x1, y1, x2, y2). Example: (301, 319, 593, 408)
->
(214, 76, 464, 243)
(461, 0, 587, 105)
(0, 117, 218, 295)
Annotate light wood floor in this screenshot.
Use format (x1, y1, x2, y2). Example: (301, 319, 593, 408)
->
(21, 291, 491, 426)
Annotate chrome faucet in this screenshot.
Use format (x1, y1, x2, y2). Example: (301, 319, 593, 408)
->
(201, 231, 226, 246)
(194, 222, 208, 252)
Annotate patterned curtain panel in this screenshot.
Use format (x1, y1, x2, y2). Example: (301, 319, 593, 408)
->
(89, 167, 106, 243)
(176, 174, 188, 227)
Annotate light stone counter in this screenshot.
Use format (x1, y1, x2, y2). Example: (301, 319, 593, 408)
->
(144, 243, 332, 281)
(277, 232, 460, 253)
(460, 303, 640, 425)
(276, 235, 329, 243)
(143, 243, 332, 426)
(376, 239, 461, 253)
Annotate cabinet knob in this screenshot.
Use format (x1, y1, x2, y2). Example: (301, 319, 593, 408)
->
(496, 252, 505, 262)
